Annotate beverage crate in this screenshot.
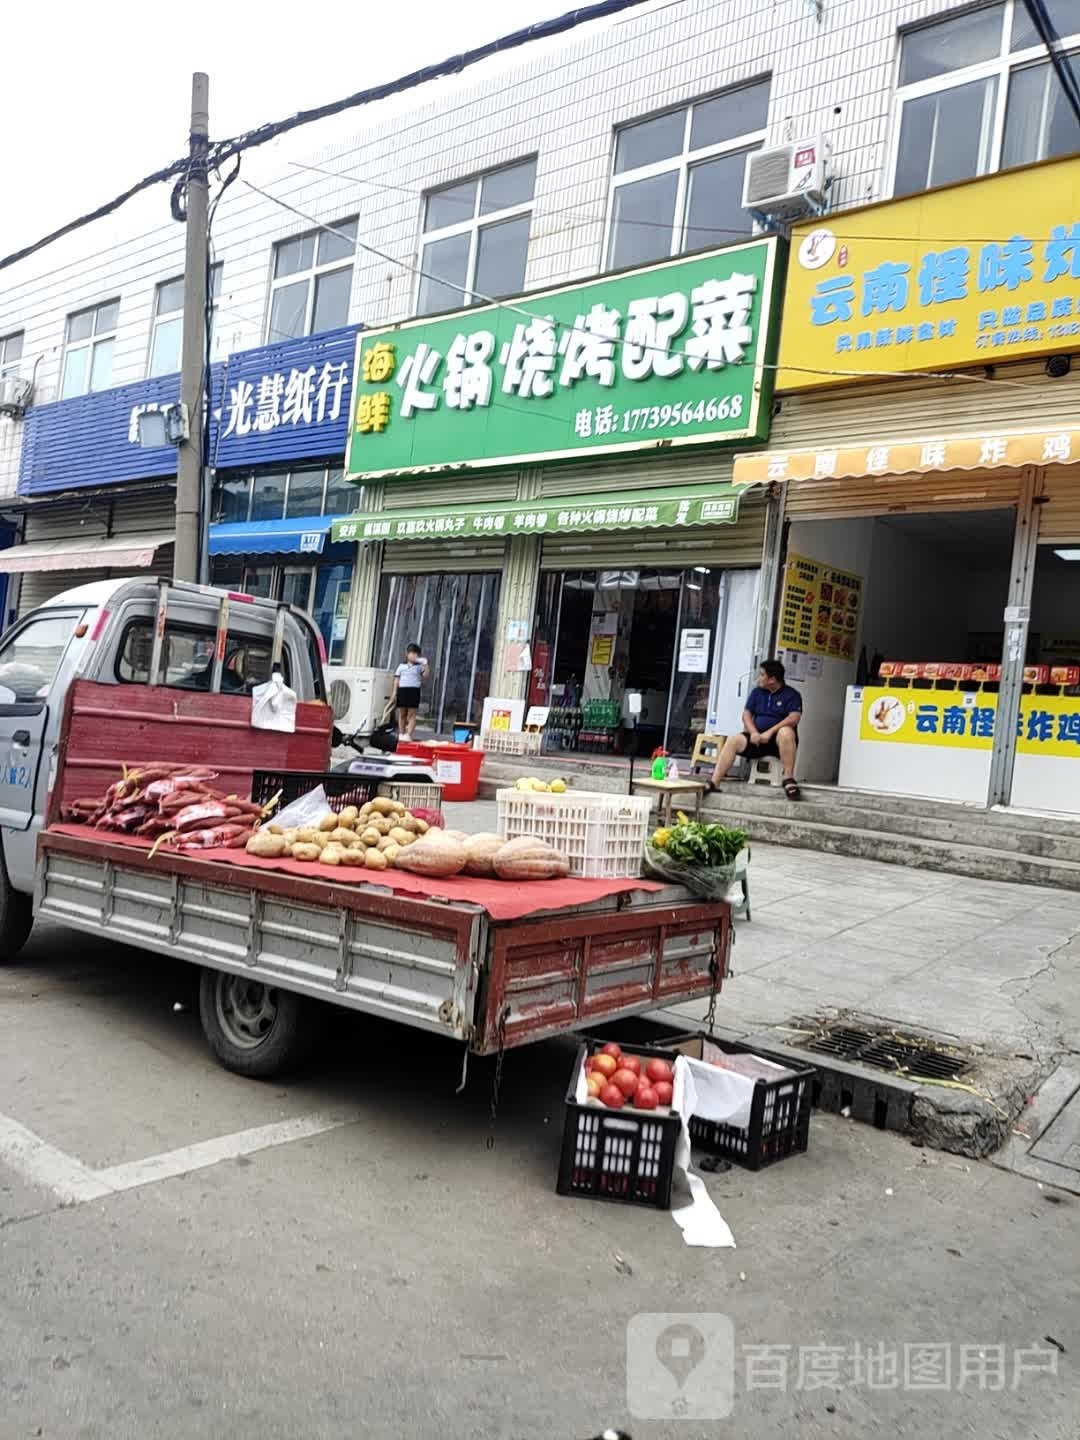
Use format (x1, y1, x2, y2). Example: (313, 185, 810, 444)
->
(583, 699, 620, 727)
(557, 1039, 683, 1209)
(480, 729, 544, 756)
(376, 779, 444, 809)
(668, 1032, 815, 1170)
(251, 769, 380, 813)
(496, 787, 651, 878)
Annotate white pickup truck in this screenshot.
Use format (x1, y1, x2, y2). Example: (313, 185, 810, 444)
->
(0, 578, 729, 1077)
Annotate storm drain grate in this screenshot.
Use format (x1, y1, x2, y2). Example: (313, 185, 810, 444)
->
(796, 1020, 973, 1081)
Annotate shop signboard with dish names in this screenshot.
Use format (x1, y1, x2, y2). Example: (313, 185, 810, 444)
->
(778, 554, 863, 661)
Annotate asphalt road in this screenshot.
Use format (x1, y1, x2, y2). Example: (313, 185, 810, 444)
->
(1, 919, 1076, 1440)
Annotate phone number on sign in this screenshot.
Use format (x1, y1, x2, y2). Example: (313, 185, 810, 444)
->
(620, 395, 745, 432)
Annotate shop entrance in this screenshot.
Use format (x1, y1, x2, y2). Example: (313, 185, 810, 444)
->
(533, 566, 758, 756)
(781, 509, 1018, 799)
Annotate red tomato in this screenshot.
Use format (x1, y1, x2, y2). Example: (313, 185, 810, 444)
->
(634, 1085, 659, 1110)
(620, 1055, 642, 1076)
(591, 1053, 618, 1078)
(645, 1059, 673, 1084)
(654, 1080, 674, 1105)
(600, 1042, 623, 1060)
(586, 1075, 604, 1098)
(612, 1068, 639, 1097)
(599, 1083, 625, 1109)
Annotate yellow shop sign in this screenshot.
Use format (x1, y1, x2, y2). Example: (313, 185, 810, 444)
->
(779, 155, 1080, 391)
(858, 688, 1080, 760)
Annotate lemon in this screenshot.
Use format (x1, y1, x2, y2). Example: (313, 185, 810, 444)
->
(550, 778, 567, 794)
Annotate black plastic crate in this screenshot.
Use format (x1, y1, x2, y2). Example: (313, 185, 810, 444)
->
(250, 769, 380, 814)
(672, 1033, 815, 1171)
(556, 1037, 683, 1209)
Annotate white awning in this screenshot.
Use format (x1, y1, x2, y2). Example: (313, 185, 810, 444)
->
(0, 532, 174, 575)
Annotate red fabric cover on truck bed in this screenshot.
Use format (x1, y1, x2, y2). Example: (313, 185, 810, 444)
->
(51, 680, 333, 824)
(47, 824, 663, 921)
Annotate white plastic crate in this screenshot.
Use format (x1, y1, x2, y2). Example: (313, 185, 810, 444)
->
(480, 729, 544, 756)
(377, 780, 444, 810)
(496, 788, 652, 878)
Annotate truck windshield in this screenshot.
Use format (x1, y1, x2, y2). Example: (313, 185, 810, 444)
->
(115, 620, 291, 693)
(0, 612, 80, 704)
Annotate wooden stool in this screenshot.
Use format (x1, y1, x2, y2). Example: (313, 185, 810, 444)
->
(689, 732, 725, 775)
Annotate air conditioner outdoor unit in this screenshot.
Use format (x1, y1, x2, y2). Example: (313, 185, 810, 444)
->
(325, 665, 396, 734)
(0, 374, 33, 417)
(742, 137, 828, 221)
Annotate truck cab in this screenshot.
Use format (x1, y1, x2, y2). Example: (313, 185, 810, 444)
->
(0, 578, 326, 949)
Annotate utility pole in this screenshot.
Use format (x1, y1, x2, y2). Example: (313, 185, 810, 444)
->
(174, 72, 210, 584)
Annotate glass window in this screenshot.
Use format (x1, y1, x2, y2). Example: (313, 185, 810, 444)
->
(1012, 0, 1079, 50)
(690, 80, 771, 150)
(1002, 56, 1080, 169)
(268, 220, 356, 340)
(215, 473, 251, 523)
(474, 215, 531, 300)
(317, 218, 357, 266)
(418, 232, 471, 314)
(608, 82, 768, 267)
(899, 5, 1004, 84)
(684, 150, 755, 250)
(0, 614, 76, 704)
(284, 469, 325, 519)
(0, 331, 23, 373)
(314, 563, 353, 665)
(116, 620, 288, 692)
(155, 277, 185, 314)
(608, 171, 679, 269)
(281, 569, 314, 610)
(148, 315, 182, 378)
(61, 300, 119, 398)
(480, 159, 537, 215)
(894, 76, 998, 196)
(418, 159, 536, 315)
(268, 279, 309, 342)
(311, 266, 352, 333)
(241, 566, 276, 600)
(250, 471, 287, 522)
(325, 466, 358, 516)
(425, 180, 478, 231)
(614, 110, 686, 173)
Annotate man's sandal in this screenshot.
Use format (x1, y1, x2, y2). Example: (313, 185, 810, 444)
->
(782, 777, 801, 800)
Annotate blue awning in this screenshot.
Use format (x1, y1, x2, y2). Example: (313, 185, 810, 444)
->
(208, 516, 335, 557)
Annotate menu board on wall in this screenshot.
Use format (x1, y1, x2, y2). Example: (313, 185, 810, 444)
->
(779, 554, 863, 661)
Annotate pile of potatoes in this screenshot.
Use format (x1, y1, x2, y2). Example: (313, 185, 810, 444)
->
(245, 796, 430, 870)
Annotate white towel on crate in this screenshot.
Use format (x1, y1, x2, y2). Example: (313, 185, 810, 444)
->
(670, 1056, 736, 1248)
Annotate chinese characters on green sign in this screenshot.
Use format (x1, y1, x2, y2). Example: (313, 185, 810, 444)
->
(345, 239, 781, 480)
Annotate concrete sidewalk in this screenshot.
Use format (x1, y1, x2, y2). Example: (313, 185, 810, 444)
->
(446, 800, 1080, 1062)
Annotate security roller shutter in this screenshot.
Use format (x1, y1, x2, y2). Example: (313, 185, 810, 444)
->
(382, 474, 519, 508)
(1037, 464, 1080, 544)
(381, 538, 505, 574)
(783, 470, 1024, 520)
(539, 449, 734, 499)
(540, 492, 766, 570)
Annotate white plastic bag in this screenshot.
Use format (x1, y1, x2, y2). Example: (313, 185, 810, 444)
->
(251, 672, 298, 733)
(273, 785, 331, 830)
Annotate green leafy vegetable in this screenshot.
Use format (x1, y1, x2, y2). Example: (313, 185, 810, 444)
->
(659, 822, 747, 868)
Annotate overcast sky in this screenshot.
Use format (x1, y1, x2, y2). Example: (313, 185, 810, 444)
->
(2, 0, 589, 258)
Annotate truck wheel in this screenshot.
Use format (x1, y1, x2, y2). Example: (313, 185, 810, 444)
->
(0, 854, 33, 959)
(198, 970, 316, 1078)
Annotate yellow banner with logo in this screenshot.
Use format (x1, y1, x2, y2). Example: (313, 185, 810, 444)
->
(779, 155, 1080, 391)
(858, 688, 1080, 759)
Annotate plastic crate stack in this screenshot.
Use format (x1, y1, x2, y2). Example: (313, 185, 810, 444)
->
(577, 698, 621, 755)
(496, 787, 651, 878)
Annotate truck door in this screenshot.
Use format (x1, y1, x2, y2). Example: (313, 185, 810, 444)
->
(0, 608, 84, 831)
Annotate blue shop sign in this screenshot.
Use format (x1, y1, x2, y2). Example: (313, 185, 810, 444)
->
(17, 325, 360, 498)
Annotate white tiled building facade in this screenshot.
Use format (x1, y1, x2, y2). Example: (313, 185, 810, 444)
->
(1, 0, 1076, 502)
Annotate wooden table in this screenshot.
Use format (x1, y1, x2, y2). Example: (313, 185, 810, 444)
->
(631, 777, 708, 824)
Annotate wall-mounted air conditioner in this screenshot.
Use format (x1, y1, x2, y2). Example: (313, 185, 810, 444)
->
(0, 375, 33, 417)
(742, 138, 828, 221)
(325, 665, 396, 734)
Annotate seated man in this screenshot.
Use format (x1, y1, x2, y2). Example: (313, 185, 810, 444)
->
(709, 659, 802, 800)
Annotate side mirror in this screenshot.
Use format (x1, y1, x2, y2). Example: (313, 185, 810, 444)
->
(0, 684, 16, 705)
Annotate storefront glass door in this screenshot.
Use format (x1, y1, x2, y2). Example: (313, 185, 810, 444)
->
(374, 572, 500, 733)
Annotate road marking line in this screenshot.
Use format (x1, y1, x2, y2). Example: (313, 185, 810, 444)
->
(0, 1110, 360, 1207)
(0, 1113, 114, 1205)
(95, 1111, 360, 1192)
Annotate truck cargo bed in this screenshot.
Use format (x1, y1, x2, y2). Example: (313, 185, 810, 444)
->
(36, 829, 728, 1053)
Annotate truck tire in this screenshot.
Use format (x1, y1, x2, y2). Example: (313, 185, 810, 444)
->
(0, 853, 33, 959)
(198, 969, 317, 1078)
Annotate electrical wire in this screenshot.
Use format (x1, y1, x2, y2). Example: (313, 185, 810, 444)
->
(237, 173, 1038, 391)
(0, 0, 660, 278)
(1019, 0, 1080, 126)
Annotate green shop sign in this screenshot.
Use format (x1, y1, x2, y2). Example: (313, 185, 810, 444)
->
(345, 238, 781, 481)
(332, 484, 740, 544)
